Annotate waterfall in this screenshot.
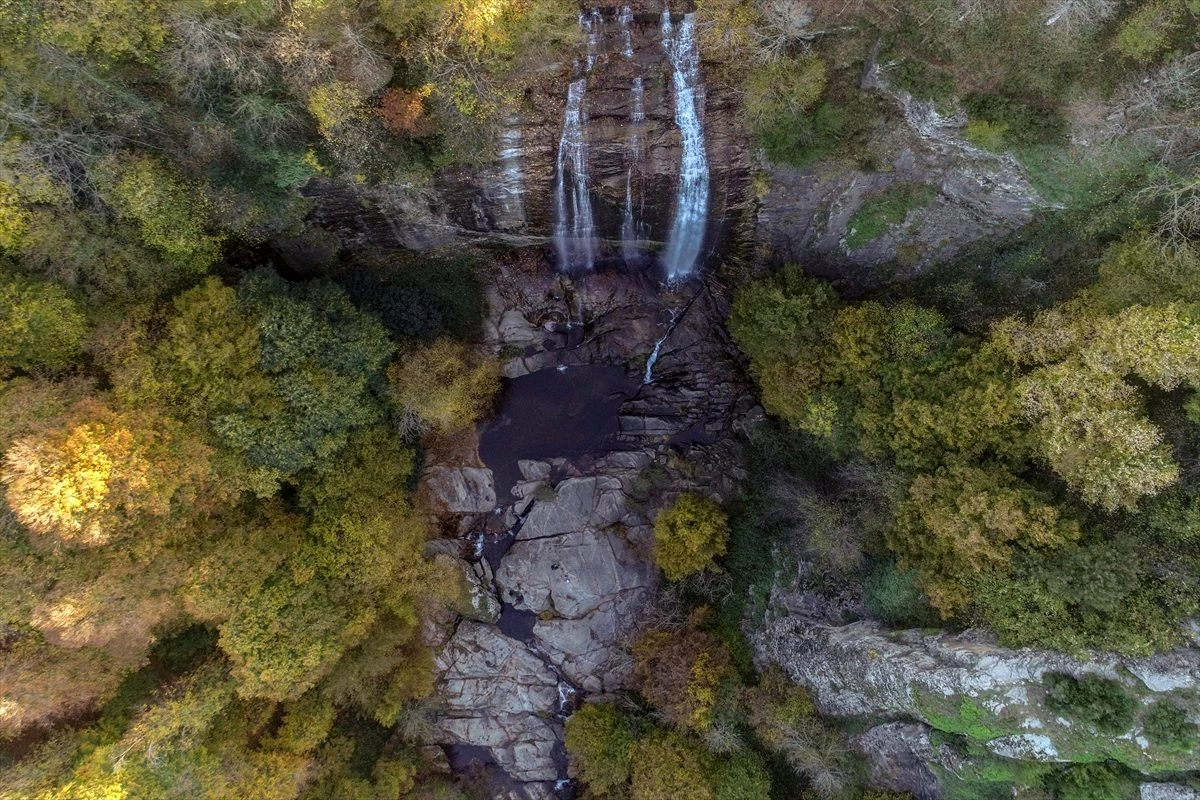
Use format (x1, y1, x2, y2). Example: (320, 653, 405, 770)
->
(553, 12, 604, 272)
(553, 77, 598, 272)
(621, 77, 645, 267)
(643, 306, 679, 384)
(619, 5, 634, 59)
(660, 10, 710, 280)
(495, 116, 525, 227)
(584, 8, 603, 70)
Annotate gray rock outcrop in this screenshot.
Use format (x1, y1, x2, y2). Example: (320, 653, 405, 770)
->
(433, 622, 563, 783)
(753, 612, 1200, 774)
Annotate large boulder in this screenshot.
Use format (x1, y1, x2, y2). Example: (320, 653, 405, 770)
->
(423, 466, 498, 514)
(433, 622, 563, 783)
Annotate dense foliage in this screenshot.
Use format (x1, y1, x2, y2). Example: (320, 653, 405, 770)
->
(0, 1, 524, 793)
(729, 245, 1200, 654)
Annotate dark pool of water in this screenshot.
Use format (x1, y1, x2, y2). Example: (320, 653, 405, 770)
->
(497, 603, 538, 645)
(479, 365, 638, 500)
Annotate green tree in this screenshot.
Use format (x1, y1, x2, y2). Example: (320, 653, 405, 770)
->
(653, 494, 731, 581)
(0, 278, 87, 375)
(631, 732, 713, 800)
(118, 273, 393, 488)
(564, 703, 636, 796)
(891, 464, 1080, 615)
(95, 155, 222, 273)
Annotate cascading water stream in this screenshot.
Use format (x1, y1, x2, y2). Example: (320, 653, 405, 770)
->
(553, 12, 603, 272)
(621, 76, 645, 267)
(619, 5, 635, 58)
(660, 10, 710, 280)
(496, 115, 525, 227)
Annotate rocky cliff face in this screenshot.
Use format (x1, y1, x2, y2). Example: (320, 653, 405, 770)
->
(305, 3, 754, 277)
(752, 576, 1200, 795)
(754, 48, 1048, 290)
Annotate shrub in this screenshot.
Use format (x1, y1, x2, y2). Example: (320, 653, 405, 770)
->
(1044, 762, 1137, 800)
(308, 81, 369, 138)
(564, 703, 636, 796)
(1115, 1, 1186, 64)
(1142, 700, 1197, 750)
(711, 751, 771, 800)
(890, 58, 955, 104)
(1042, 673, 1137, 734)
(744, 54, 827, 130)
(965, 119, 1009, 151)
(844, 184, 936, 250)
(653, 494, 731, 581)
(862, 561, 939, 628)
(963, 93, 1068, 148)
(388, 338, 500, 435)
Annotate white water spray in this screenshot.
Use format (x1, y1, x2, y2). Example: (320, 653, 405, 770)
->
(621, 77, 645, 267)
(619, 5, 635, 59)
(495, 116, 525, 227)
(553, 77, 598, 271)
(660, 10, 710, 280)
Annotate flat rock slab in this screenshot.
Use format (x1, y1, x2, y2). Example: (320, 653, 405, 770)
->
(495, 530, 655, 619)
(433, 622, 562, 782)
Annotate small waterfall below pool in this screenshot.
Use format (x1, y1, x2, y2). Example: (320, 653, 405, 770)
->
(660, 10, 710, 280)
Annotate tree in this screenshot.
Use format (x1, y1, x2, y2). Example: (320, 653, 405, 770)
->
(117, 273, 393, 487)
(0, 278, 87, 375)
(634, 628, 733, 733)
(387, 338, 499, 435)
(1021, 363, 1180, 511)
(631, 732, 713, 800)
(891, 464, 1080, 615)
(377, 86, 435, 137)
(564, 703, 636, 796)
(41, 0, 167, 61)
(2, 400, 222, 546)
(94, 155, 221, 274)
(652, 494, 731, 581)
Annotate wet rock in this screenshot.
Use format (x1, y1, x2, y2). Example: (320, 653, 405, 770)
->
(423, 466, 498, 514)
(434, 622, 562, 783)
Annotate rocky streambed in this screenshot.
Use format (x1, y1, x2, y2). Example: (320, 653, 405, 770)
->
(416, 262, 755, 798)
